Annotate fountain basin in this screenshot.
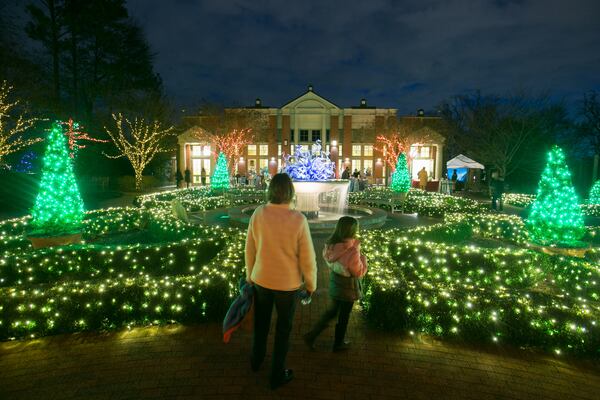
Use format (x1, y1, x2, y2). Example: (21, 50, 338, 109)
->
(228, 204, 387, 234)
(293, 180, 350, 218)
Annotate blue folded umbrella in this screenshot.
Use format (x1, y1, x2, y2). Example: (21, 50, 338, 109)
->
(223, 279, 254, 343)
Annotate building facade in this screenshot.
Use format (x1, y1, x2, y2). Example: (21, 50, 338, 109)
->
(177, 85, 445, 187)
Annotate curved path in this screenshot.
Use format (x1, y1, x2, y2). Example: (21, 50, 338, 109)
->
(1, 237, 599, 399)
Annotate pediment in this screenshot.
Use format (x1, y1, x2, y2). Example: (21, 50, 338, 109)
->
(281, 90, 340, 110)
(178, 127, 211, 144)
(413, 126, 446, 144)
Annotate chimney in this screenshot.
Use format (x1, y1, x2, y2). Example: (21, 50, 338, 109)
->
(417, 108, 425, 117)
(255, 98, 262, 107)
(360, 98, 367, 107)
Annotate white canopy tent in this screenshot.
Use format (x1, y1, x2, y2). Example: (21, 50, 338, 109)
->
(446, 154, 485, 170)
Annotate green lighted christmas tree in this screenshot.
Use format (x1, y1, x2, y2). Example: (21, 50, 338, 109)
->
(31, 122, 85, 234)
(526, 145, 585, 247)
(390, 153, 411, 193)
(211, 152, 230, 191)
(589, 180, 600, 204)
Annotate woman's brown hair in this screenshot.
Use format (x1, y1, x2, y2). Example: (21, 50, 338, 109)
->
(268, 173, 295, 204)
(326, 216, 358, 245)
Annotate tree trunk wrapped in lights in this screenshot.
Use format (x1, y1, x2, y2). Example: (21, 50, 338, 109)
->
(0, 81, 40, 164)
(211, 152, 230, 191)
(104, 113, 175, 190)
(526, 145, 585, 247)
(390, 153, 411, 193)
(30, 122, 85, 236)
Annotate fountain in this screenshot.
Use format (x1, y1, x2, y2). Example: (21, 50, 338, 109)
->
(282, 141, 347, 218)
(229, 141, 386, 233)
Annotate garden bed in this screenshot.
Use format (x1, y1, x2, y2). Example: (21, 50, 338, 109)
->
(0, 207, 244, 340)
(360, 213, 600, 357)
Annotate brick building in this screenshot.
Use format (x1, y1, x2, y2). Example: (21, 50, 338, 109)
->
(177, 85, 446, 187)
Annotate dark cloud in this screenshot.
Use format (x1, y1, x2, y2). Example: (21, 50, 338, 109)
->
(127, 0, 600, 113)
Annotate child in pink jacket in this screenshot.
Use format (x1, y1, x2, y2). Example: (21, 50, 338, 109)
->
(303, 216, 367, 352)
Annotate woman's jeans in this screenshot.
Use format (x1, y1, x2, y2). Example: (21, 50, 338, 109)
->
(251, 284, 298, 379)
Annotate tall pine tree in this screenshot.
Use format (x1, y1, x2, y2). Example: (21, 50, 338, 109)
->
(390, 153, 411, 193)
(211, 152, 230, 191)
(31, 122, 85, 235)
(526, 145, 585, 246)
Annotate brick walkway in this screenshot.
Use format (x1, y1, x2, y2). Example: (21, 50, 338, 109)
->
(1, 238, 599, 400)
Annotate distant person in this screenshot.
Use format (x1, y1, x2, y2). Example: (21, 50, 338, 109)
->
(352, 169, 359, 179)
(418, 167, 428, 191)
(490, 172, 505, 211)
(176, 169, 183, 188)
(245, 173, 317, 390)
(184, 168, 191, 188)
(303, 216, 367, 352)
(200, 168, 207, 186)
(451, 170, 457, 182)
(341, 167, 350, 179)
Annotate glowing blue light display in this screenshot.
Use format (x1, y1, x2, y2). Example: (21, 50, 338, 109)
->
(283, 140, 335, 181)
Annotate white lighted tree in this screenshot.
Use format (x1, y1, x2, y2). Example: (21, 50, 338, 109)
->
(104, 113, 175, 190)
(0, 81, 40, 164)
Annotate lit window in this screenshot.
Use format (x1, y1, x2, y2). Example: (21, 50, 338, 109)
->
(363, 145, 373, 157)
(248, 145, 257, 156)
(192, 145, 202, 156)
(352, 145, 362, 157)
(202, 145, 211, 157)
(352, 159, 361, 173)
(300, 130, 309, 142)
(311, 130, 321, 142)
(259, 159, 268, 169)
(420, 146, 430, 158)
(363, 159, 373, 172)
(259, 144, 269, 156)
(278, 145, 282, 156)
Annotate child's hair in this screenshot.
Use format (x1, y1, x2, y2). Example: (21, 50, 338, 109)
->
(326, 216, 359, 245)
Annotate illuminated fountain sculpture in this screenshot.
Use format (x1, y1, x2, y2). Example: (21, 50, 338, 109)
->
(229, 140, 386, 232)
(283, 141, 348, 218)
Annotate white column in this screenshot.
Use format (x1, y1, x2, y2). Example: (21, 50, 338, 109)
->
(179, 143, 186, 172)
(321, 109, 327, 144)
(436, 144, 444, 180)
(292, 110, 298, 145)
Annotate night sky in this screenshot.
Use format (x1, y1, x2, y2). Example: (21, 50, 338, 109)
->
(126, 0, 599, 114)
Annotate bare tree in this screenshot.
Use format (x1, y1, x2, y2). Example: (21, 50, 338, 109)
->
(0, 81, 41, 164)
(104, 113, 175, 190)
(372, 119, 431, 171)
(579, 91, 600, 181)
(440, 92, 561, 178)
(188, 103, 268, 169)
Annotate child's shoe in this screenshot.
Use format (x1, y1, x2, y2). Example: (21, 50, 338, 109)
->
(332, 341, 351, 352)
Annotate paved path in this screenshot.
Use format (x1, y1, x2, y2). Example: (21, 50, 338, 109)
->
(1, 237, 599, 399)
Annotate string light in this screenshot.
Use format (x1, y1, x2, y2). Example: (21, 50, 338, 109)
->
(390, 153, 411, 193)
(526, 146, 586, 247)
(211, 153, 230, 190)
(30, 122, 85, 236)
(104, 113, 175, 190)
(590, 180, 600, 205)
(0, 80, 41, 164)
(61, 118, 108, 159)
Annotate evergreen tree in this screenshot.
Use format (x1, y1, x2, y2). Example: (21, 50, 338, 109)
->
(211, 152, 230, 191)
(390, 153, 411, 193)
(31, 122, 85, 234)
(589, 180, 600, 204)
(526, 145, 585, 246)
